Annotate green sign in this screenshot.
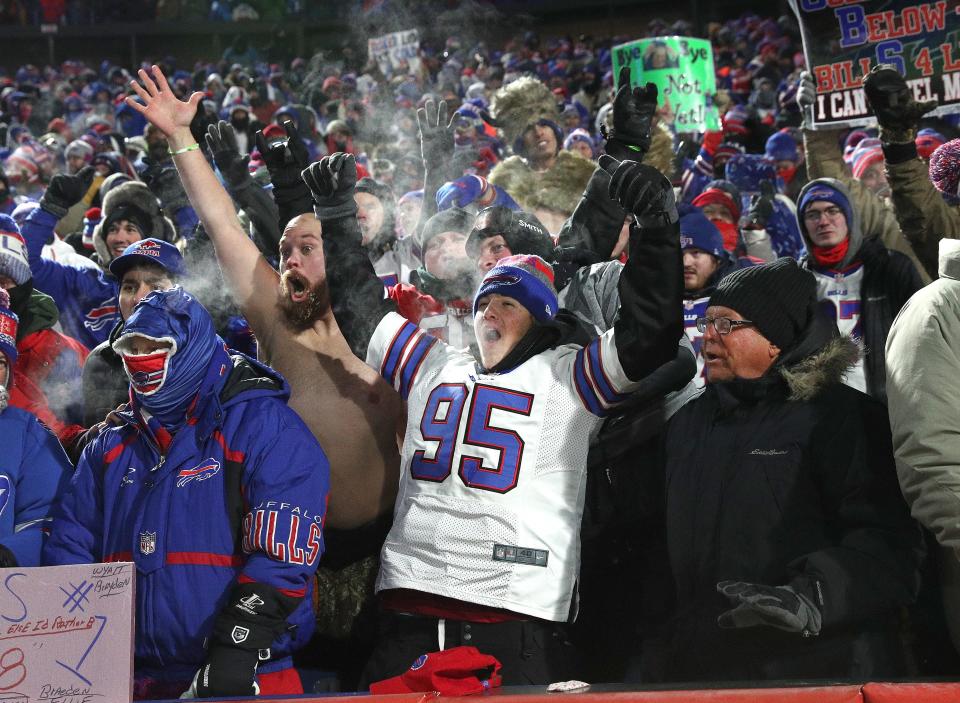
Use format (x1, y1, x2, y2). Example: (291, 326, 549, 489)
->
(611, 36, 721, 132)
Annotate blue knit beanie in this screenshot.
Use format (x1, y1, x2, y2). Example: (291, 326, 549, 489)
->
(679, 212, 725, 258)
(798, 182, 853, 229)
(474, 254, 558, 323)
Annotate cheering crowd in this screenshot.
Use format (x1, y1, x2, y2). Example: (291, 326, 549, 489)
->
(1, 10, 960, 699)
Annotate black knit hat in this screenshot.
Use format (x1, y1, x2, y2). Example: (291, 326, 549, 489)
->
(419, 207, 474, 251)
(708, 258, 817, 351)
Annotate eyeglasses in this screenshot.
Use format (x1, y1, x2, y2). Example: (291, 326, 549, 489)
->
(802, 206, 843, 223)
(696, 316, 754, 335)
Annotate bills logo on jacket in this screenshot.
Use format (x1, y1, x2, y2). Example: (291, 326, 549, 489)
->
(0, 475, 9, 517)
(176, 458, 222, 488)
(84, 300, 120, 335)
(242, 502, 323, 566)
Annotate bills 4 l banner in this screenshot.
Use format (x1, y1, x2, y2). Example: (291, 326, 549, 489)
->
(791, 0, 960, 128)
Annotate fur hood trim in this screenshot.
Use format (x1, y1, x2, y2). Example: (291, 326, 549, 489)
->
(780, 335, 861, 401)
(93, 181, 176, 266)
(644, 122, 676, 180)
(527, 151, 595, 216)
(490, 77, 560, 145)
(488, 155, 537, 210)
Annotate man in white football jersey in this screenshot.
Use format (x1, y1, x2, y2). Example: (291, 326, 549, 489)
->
(303, 142, 684, 686)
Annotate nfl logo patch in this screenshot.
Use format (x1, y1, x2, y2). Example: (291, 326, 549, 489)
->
(139, 531, 157, 555)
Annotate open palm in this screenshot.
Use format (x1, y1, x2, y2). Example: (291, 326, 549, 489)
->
(125, 65, 203, 139)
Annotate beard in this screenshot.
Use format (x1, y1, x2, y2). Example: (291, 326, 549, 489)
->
(278, 269, 330, 328)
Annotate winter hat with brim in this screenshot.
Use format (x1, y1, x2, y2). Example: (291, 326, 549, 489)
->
(0, 287, 17, 368)
(473, 253, 558, 323)
(466, 206, 553, 261)
(370, 646, 502, 696)
(709, 257, 817, 352)
(797, 182, 853, 230)
(109, 238, 187, 281)
(0, 215, 30, 286)
(930, 138, 960, 196)
(680, 211, 725, 258)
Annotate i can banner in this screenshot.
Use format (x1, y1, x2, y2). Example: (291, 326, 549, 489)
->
(611, 36, 721, 133)
(790, 0, 960, 128)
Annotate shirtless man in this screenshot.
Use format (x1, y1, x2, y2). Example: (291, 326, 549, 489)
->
(128, 65, 401, 529)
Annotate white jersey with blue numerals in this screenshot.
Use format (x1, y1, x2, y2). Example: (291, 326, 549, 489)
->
(812, 264, 866, 393)
(366, 311, 641, 621)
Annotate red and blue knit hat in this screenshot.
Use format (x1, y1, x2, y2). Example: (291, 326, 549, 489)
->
(0, 288, 17, 367)
(850, 138, 884, 180)
(916, 128, 946, 160)
(0, 215, 30, 287)
(930, 139, 960, 197)
(473, 254, 558, 323)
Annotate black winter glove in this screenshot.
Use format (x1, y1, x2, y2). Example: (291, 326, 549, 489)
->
(182, 643, 260, 698)
(417, 99, 455, 173)
(39, 165, 96, 219)
(743, 181, 776, 230)
(0, 544, 18, 569)
(716, 580, 822, 636)
(603, 66, 659, 162)
(256, 120, 311, 191)
(863, 63, 937, 141)
(301, 152, 359, 220)
(205, 121, 251, 190)
(601, 154, 677, 227)
(552, 245, 604, 291)
(140, 161, 189, 215)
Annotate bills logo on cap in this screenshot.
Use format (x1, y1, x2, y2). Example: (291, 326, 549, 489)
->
(483, 273, 521, 287)
(130, 240, 162, 258)
(176, 458, 221, 488)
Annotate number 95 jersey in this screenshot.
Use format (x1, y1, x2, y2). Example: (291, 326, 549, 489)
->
(367, 312, 641, 621)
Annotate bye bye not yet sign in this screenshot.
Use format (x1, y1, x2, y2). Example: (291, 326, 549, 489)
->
(0, 563, 134, 702)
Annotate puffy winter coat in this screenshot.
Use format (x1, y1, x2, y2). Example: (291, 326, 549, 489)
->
(0, 404, 71, 566)
(661, 315, 923, 682)
(43, 352, 331, 685)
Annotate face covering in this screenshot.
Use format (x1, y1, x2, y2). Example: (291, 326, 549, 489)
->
(121, 340, 176, 397)
(712, 219, 740, 252)
(811, 239, 850, 268)
(778, 165, 797, 184)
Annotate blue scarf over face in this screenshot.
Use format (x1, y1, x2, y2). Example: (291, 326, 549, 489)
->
(114, 287, 232, 436)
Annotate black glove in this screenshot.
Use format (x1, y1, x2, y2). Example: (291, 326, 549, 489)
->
(39, 165, 96, 218)
(0, 544, 18, 569)
(417, 99, 455, 173)
(863, 63, 937, 140)
(205, 120, 251, 190)
(601, 154, 677, 226)
(552, 245, 604, 290)
(140, 161, 189, 215)
(743, 181, 776, 230)
(255, 120, 310, 191)
(185, 643, 260, 698)
(603, 66, 659, 162)
(716, 580, 822, 636)
(301, 152, 359, 220)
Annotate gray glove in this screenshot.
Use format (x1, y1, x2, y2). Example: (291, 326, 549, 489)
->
(796, 71, 816, 130)
(301, 152, 359, 220)
(417, 99, 455, 174)
(717, 580, 822, 636)
(205, 121, 252, 190)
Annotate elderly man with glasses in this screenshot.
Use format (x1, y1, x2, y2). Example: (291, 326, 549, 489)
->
(655, 257, 923, 683)
(795, 178, 922, 402)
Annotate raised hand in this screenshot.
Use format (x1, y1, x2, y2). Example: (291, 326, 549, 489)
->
(39, 165, 97, 218)
(125, 65, 203, 145)
(604, 65, 659, 161)
(205, 121, 251, 189)
(417, 99, 455, 171)
(301, 152, 359, 220)
(601, 154, 677, 225)
(863, 63, 937, 138)
(255, 120, 310, 190)
(744, 180, 777, 230)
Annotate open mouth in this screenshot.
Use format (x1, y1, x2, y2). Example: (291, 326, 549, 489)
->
(483, 328, 501, 342)
(283, 272, 310, 303)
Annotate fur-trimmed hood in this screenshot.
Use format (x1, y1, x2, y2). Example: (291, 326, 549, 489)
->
(643, 121, 676, 180)
(780, 335, 861, 401)
(490, 77, 560, 146)
(488, 151, 594, 217)
(93, 181, 176, 267)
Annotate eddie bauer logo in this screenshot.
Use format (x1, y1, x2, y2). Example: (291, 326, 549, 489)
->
(750, 448, 789, 456)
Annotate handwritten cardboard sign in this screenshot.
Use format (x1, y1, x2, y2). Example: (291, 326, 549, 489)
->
(790, 0, 960, 128)
(611, 36, 721, 132)
(368, 29, 421, 78)
(0, 563, 134, 703)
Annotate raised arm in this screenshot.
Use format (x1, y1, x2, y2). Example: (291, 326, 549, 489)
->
(414, 100, 457, 238)
(301, 153, 395, 358)
(125, 66, 278, 330)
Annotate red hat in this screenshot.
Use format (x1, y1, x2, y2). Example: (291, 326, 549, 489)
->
(369, 646, 502, 696)
(261, 123, 286, 140)
(692, 187, 741, 221)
